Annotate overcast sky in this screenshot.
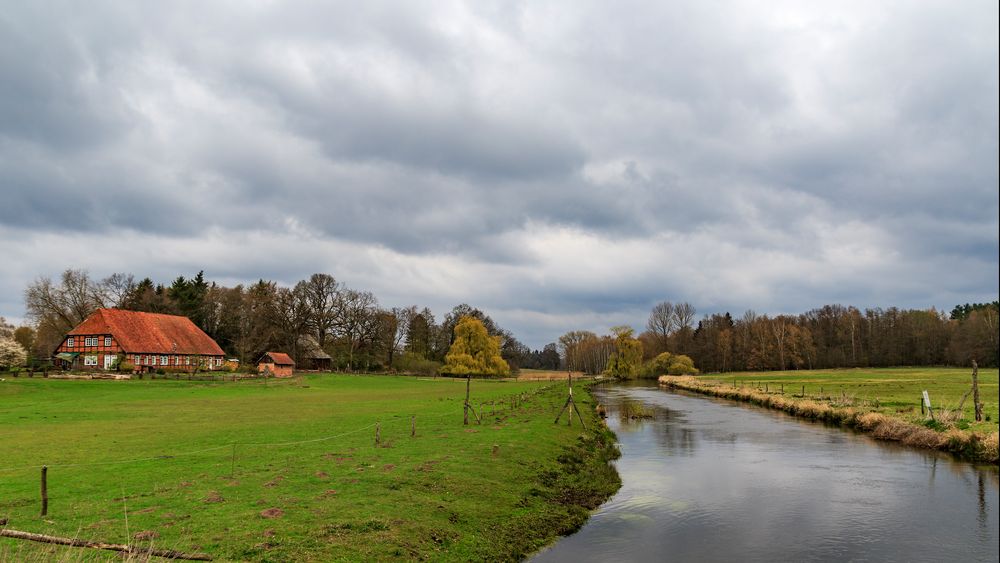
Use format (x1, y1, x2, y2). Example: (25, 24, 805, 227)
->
(2, 1, 997, 348)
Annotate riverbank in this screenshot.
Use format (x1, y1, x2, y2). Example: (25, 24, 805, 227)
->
(533, 383, 999, 562)
(658, 375, 999, 464)
(0, 374, 620, 561)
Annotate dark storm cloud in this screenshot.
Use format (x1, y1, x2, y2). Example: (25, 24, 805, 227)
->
(1, 1, 996, 346)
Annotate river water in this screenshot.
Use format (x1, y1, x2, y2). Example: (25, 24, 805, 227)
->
(531, 382, 999, 563)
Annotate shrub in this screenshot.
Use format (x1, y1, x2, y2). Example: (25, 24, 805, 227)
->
(394, 352, 442, 376)
(666, 354, 699, 375)
(642, 352, 699, 378)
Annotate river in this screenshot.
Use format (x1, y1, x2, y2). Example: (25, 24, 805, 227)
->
(531, 382, 999, 562)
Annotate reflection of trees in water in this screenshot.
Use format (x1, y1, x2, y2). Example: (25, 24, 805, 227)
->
(936, 457, 999, 533)
(653, 408, 698, 456)
(978, 473, 987, 530)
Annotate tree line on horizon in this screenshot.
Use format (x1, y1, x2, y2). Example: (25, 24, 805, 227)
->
(9, 269, 997, 375)
(558, 300, 999, 375)
(17, 269, 559, 373)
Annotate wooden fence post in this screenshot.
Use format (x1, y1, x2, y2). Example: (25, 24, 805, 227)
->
(464, 376, 470, 426)
(40, 466, 48, 516)
(972, 360, 982, 422)
(411, 415, 416, 438)
(375, 422, 381, 447)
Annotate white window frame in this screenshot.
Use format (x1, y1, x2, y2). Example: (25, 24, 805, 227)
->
(105, 337, 112, 347)
(84, 355, 98, 366)
(185, 356, 190, 366)
(84, 337, 95, 346)
(67, 337, 75, 347)
(160, 355, 168, 366)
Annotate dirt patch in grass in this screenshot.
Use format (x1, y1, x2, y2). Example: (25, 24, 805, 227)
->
(413, 460, 439, 472)
(203, 491, 225, 503)
(260, 508, 284, 519)
(133, 530, 159, 541)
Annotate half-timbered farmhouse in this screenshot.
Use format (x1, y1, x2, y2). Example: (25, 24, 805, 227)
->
(53, 308, 225, 372)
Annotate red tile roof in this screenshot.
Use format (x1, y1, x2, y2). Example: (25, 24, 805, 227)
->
(68, 308, 224, 356)
(261, 352, 295, 366)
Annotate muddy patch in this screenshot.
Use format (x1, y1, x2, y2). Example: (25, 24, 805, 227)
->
(260, 508, 284, 519)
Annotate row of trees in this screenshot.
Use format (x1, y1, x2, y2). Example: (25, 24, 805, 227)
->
(559, 325, 699, 379)
(21, 269, 551, 373)
(558, 300, 998, 376)
(17, 270, 997, 374)
(683, 303, 998, 372)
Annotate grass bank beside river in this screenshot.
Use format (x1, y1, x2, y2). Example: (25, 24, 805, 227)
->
(659, 367, 999, 464)
(1, 374, 620, 561)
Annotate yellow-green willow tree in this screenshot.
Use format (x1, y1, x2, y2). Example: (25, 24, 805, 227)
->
(605, 325, 644, 379)
(440, 316, 510, 377)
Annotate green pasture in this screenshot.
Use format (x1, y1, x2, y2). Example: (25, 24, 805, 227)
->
(0, 374, 617, 561)
(699, 367, 999, 432)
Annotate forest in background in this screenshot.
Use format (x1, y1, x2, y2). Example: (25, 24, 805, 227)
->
(559, 300, 999, 375)
(15, 269, 559, 373)
(6, 269, 997, 375)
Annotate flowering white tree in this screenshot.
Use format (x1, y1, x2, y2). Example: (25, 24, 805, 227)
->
(0, 337, 28, 370)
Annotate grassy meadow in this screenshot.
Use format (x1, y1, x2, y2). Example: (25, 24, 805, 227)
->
(697, 367, 998, 433)
(0, 374, 620, 561)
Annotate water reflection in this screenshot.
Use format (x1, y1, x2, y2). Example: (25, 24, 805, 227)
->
(532, 382, 1000, 563)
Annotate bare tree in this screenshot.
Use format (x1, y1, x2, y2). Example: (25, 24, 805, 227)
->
(387, 306, 417, 367)
(647, 301, 676, 340)
(24, 270, 103, 332)
(302, 274, 340, 348)
(335, 289, 378, 371)
(673, 302, 697, 330)
(273, 284, 312, 362)
(98, 273, 137, 308)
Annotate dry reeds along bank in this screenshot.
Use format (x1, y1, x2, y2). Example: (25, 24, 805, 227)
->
(658, 376, 999, 464)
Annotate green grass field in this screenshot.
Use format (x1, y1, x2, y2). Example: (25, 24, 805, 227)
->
(698, 367, 999, 433)
(0, 374, 618, 561)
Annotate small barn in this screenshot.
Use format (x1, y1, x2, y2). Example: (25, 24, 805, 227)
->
(258, 352, 295, 377)
(298, 335, 332, 371)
